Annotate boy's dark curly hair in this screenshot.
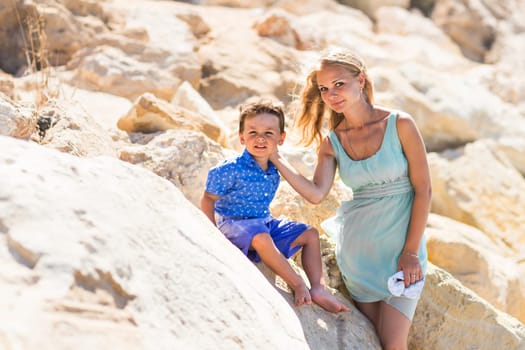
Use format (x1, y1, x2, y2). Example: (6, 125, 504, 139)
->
(239, 99, 285, 133)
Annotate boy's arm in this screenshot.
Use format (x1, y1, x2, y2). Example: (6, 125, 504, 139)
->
(200, 191, 219, 226)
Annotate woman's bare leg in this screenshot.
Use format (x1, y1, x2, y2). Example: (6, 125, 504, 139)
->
(355, 301, 381, 332)
(378, 302, 410, 350)
(356, 300, 410, 350)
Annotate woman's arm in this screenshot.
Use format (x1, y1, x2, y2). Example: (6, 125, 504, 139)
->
(396, 112, 432, 283)
(271, 137, 337, 204)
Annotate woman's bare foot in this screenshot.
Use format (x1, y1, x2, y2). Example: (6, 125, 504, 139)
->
(310, 285, 350, 313)
(292, 283, 312, 306)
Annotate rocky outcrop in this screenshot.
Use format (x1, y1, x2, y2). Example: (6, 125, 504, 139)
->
(0, 92, 34, 139)
(431, 0, 498, 62)
(0, 136, 310, 350)
(256, 262, 382, 350)
(0, 0, 112, 75)
(373, 64, 524, 152)
(35, 100, 117, 157)
(338, 0, 409, 19)
(411, 264, 525, 349)
(429, 140, 525, 253)
(426, 214, 525, 322)
(171, 81, 232, 148)
(1, 0, 525, 348)
(118, 129, 234, 207)
(117, 93, 228, 146)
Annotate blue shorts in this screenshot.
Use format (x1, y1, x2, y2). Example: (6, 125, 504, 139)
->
(216, 215, 309, 262)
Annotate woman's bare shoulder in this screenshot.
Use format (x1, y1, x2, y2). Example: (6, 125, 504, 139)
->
(372, 105, 395, 122)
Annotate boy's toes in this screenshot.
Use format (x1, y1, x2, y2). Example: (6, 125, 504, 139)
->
(310, 286, 349, 313)
(339, 304, 350, 312)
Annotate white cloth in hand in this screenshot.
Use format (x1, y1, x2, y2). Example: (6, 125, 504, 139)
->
(387, 271, 425, 299)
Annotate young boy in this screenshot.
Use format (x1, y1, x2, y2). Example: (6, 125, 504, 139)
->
(200, 99, 348, 313)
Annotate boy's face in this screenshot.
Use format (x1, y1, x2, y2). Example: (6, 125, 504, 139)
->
(239, 113, 285, 160)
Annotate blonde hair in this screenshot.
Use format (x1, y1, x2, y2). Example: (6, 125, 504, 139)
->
(294, 47, 374, 148)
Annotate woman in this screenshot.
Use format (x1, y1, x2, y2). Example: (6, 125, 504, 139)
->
(271, 46, 431, 349)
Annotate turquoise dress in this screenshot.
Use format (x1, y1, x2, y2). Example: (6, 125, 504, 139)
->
(322, 112, 427, 311)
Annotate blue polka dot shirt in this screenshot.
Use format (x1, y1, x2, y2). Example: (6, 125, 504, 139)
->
(205, 149, 280, 218)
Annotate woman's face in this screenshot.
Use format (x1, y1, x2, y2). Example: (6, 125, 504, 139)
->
(316, 64, 364, 113)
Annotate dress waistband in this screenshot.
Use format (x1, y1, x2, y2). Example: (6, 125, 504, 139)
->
(352, 177, 413, 199)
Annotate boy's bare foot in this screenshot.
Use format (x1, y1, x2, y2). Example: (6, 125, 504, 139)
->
(310, 285, 350, 313)
(292, 284, 312, 306)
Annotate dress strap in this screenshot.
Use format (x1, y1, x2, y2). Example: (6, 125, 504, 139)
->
(385, 111, 402, 151)
(327, 130, 344, 160)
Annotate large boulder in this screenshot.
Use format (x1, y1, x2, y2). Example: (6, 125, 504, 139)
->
(117, 93, 228, 146)
(194, 5, 301, 109)
(118, 129, 233, 207)
(66, 46, 183, 101)
(426, 214, 525, 322)
(374, 64, 525, 151)
(256, 262, 382, 350)
(0, 135, 309, 349)
(429, 140, 525, 254)
(411, 264, 525, 349)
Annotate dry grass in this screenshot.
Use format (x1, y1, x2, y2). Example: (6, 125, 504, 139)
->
(13, 0, 60, 140)
(16, 4, 57, 105)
